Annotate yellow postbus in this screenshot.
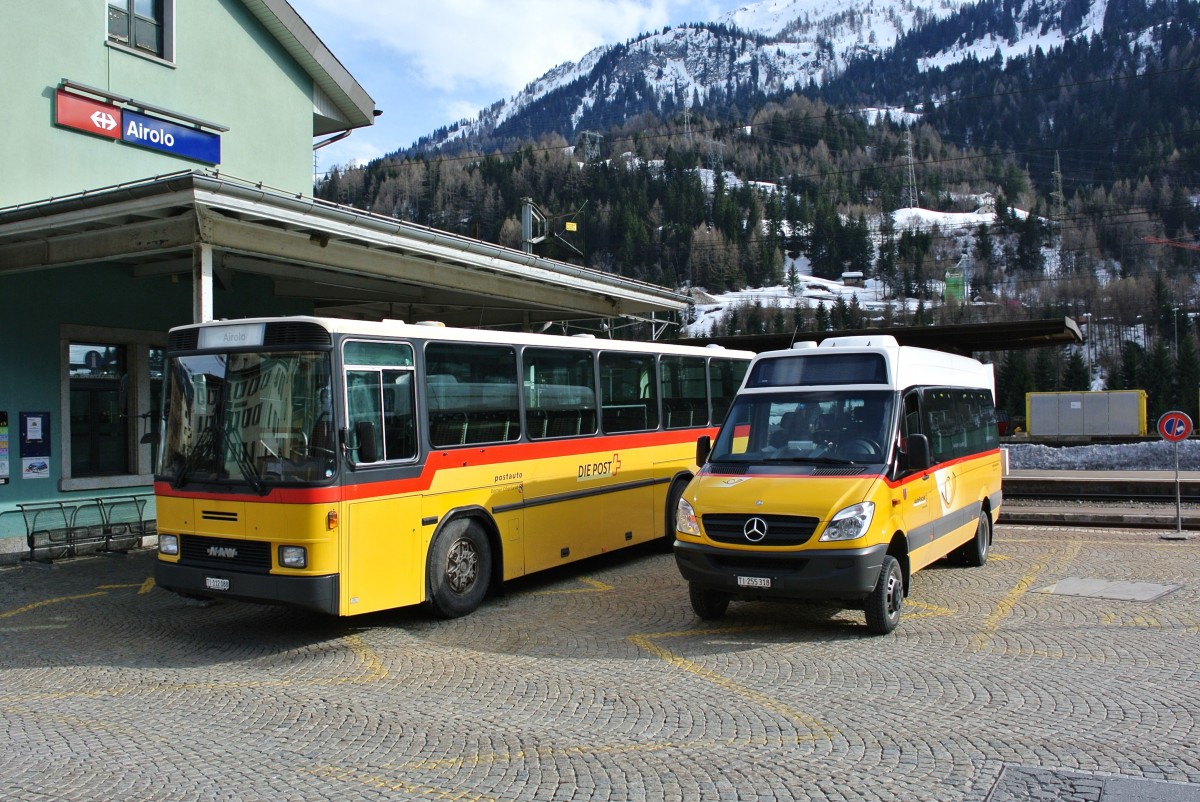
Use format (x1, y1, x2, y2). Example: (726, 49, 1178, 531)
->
(673, 335, 1002, 634)
(153, 316, 752, 617)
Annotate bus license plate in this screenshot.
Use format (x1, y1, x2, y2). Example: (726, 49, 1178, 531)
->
(737, 575, 771, 588)
(205, 577, 230, 591)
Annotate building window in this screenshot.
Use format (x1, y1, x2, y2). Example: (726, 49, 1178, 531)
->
(62, 327, 165, 490)
(70, 343, 130, 477)
(107, 0, 173, 61)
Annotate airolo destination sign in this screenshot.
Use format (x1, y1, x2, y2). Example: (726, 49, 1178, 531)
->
(54, 90, 221, 165)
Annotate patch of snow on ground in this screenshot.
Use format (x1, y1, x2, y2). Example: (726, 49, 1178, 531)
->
(1006, 440, 1200, 471)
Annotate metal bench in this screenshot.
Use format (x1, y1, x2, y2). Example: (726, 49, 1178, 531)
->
(19, 494, 154, 562)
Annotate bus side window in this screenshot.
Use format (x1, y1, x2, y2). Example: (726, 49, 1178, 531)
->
(425, 342, 520, 447)
(382, 370, 416, 460)
(660, 355, 706, 429)
(342, 340, 418, 464)
(709, 357, 749, 425)
(523, 347, 597, 440)
(600, 352, 659, 433)
(346, 371, 383, 463)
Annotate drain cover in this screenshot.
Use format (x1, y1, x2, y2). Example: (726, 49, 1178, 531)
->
(987, 766, 1200, 801)
(1034, 577, 1181, 601)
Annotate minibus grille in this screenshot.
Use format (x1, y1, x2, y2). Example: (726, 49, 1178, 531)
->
(707, 463, 749, 475)
(179, 535, 272, 573)
(702, 514, 819, 546)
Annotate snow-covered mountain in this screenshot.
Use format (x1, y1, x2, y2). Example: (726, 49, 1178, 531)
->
(411, 0, 1105, 154)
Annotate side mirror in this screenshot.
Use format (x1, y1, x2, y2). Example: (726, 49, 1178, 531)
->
(354, 420, 379, 464)
(695, 435, 711, 467)
(904, 433, 931, 471)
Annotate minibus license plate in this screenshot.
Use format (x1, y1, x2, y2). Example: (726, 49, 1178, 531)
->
(737, 576, 771, 588)
(205, 577, 230, 591)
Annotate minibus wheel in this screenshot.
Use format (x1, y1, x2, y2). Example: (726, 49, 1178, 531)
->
(689, 583, 730, 620)
(864, 556, 903, 635)
(427, 519, 492, 618)
(959, 510, 991, 567)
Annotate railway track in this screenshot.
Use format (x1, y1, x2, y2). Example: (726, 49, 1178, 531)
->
(1000, 470, 1200, 529)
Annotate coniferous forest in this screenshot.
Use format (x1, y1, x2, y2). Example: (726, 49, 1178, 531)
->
(316, 0, 1200, 424)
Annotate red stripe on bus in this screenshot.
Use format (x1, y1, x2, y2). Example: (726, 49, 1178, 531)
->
(155, 427, 719, 504)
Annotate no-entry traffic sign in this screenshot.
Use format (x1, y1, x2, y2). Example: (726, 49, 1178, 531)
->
(1158, 410, 1193, 442)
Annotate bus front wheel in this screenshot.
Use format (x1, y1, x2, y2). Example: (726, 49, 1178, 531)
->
(689, 582, 730, 620)
(427, 519, 491, 618)
(864, 555, 903, 635)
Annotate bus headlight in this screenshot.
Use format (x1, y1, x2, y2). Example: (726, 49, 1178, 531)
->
(159, 534, 179, 555)
(820, 502, 874, 542)
(279, 545, 308, 569)
(676, 498, 701, 537)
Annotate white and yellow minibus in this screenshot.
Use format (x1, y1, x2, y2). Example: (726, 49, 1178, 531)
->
(673, 335, 1002, 634)
(153, 316, 752, 618)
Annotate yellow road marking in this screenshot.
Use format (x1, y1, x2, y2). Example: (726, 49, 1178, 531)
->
(532, 576, 613, 595)
(627, 627, 836, 741)
(336, 634, 389, 683)
(904, 599, 956, 619)
(972, 542, 1080, 651)
(0, 592, 106, 619)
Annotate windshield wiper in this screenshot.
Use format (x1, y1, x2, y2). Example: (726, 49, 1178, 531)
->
(224, 427, 267, 496)
(171, 426, 216, 489)
(764, 455, 856, 465)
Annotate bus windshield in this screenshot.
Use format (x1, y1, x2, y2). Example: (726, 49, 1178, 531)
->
(711, 390, 895, 465)
(159, 351, 335, 489)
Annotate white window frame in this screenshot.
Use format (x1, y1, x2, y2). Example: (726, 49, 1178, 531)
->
(60, 324, 167, 491)
(105, 0, 175, 65)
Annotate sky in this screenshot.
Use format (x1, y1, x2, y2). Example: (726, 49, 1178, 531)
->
(287, 0, 746, 179)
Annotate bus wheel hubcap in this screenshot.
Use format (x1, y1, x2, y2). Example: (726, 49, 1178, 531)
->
(446, 539, 479, 593)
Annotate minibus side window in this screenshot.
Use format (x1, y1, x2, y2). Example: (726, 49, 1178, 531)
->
(897, 391, 924, 471)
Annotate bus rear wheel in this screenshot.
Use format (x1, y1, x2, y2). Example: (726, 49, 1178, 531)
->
(960, 510, 991, 567)
(689, 582, 730, 620)
(427, 519, 491, 618)
(864, 555, 903, 635)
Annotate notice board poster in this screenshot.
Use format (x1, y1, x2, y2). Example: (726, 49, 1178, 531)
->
(20, 412, 50, 480)
(0, 411, 8, 484)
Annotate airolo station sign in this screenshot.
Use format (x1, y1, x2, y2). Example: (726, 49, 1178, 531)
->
(55, 87, 221, 165)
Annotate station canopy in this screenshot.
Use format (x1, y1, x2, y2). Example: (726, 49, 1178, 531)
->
(0, 171, 688, 329)
(669, 318, 1084, 357)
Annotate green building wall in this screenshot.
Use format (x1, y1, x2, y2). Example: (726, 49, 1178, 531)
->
(0, 1, 352, 559)
(0, 0, 317, 208)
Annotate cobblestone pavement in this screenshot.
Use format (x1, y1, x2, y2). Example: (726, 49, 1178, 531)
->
(1, 524, 1198, 802)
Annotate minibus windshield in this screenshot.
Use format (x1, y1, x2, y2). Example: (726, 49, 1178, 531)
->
(711, 390, 895, 464)
(158, 351, 335, 489)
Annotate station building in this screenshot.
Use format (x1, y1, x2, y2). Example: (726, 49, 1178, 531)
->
(0, 0, 687, 561)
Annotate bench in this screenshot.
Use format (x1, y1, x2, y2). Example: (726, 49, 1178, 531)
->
(19, 494, 155, 563)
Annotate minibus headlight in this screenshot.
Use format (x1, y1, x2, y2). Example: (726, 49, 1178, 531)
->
(159, 534, 179, 555)
(676, 498, 701, 537)
(279, 545, 308, 569)
(820, 502, 874, 542)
